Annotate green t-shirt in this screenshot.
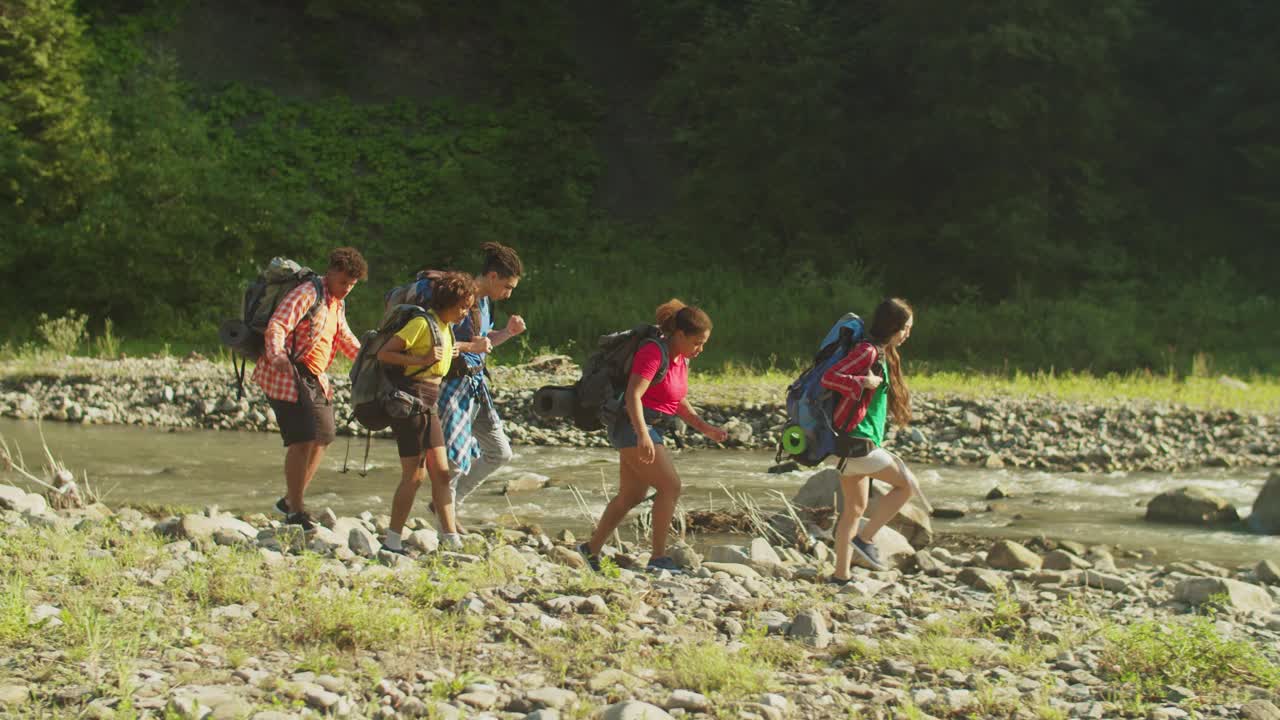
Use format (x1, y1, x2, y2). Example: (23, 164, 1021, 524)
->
(851, 359, 888, 446)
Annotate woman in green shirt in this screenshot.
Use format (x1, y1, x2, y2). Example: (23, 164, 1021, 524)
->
(821, 298, 930, 580)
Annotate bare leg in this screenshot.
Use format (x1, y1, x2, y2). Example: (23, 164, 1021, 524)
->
(284, 441, 317, 512)
(832, 474, 869, 580)
(388, 455, 425, 534)
(425, 447, 458, 535)
(586, 451, 649, 555)
(858, 461, 914, 542)
(646, 447, 682, 558)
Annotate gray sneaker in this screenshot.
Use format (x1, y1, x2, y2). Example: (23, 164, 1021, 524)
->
(646, 556, 684, 574)
(851, 537, 884, 571)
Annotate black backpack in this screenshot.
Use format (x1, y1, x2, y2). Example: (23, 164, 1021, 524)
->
(533, 324, 669, 431)
(218, 257, 325, 397)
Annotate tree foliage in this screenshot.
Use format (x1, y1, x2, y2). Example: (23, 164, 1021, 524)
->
(0, 0, 1276, 371)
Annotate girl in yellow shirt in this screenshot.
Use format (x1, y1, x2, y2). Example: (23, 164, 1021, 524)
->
(375, 271, 474, 553)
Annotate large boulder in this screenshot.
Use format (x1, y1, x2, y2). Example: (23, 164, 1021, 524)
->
(986, 540, 1042, 571)
(1174, 577, 1274, 614)
(793, 469, 934, 549)
(1248, 472, 1280, 535)
(793, 469, 843, 508)
(1145, 486, 1239, 526)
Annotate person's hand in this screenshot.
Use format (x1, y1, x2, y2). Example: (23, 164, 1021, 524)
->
(473, 337, 493, 354)
(506, 314, 527, 336)
(862, 374, 883, 390)
(637, 433, 656, 464)
(705, 426, 729, 443)
(430, 346, 446, 363)
(271, 354, 293, 374)
(451, 344, 461, 357)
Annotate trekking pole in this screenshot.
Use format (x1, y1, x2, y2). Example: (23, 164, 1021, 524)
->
(340, 427, 353, 473)
(360, 431, 372, 477)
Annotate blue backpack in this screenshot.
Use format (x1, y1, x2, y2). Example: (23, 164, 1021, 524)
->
(776, 313, 866, 467)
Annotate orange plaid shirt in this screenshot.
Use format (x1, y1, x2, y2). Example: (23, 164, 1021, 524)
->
(252, 280, 360, 402)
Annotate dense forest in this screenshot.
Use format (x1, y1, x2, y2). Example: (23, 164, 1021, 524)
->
(2, 0, 1277, 372)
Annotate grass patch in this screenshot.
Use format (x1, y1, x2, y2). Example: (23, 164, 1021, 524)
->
(0, 574, 32, 645)
(1097, 616, 1280, 704)
(657, 641, 777, 700)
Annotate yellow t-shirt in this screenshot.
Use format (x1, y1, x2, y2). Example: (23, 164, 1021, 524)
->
(394, 311, 453, 378)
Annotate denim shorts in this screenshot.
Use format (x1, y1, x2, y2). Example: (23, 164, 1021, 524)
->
(607, 417, 666, 450)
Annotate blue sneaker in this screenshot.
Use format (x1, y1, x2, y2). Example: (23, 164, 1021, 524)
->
(576, 543, 602, 572)
(851, 537, 884, 571)
(646, 556, 684, 574)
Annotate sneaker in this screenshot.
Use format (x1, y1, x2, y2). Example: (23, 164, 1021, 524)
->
(284, 510, 316, 533)
(826, 576, 853, 587)
(576, 542, 601, 572)
(379, 542, 410, 557)
(440, 533, 465, 551)
(851, 536, 884, 571)
(645, 556, 684, 574)
(274, 497, 289, 516)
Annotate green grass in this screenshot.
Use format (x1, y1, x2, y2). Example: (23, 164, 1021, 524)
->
(656, 641, 777, 699)
(1097, 616, 1280, 705)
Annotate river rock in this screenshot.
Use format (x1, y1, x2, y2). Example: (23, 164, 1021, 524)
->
(868, 483, 934, 549)
(793, 469, 842, 508)
(602, 701, 674, 720)
(0, 485, 45, 515)
(787, 609, 832, 648)
(171, 685, 252, 720)
(1248, 472, 1280, 534)
(1145, 487, 1240, 526)
(1174, 577, 1275, 613)
(1256, 560, 1280, 585)
(1240, 700, 1280, 720)
(1042, 549, 1092, 571)
(0, 684, 29, 708)
(855, 521, 915, 569)
(702, 562, 762, 579)
(504, 472, 550, 494)
(986, 539, 1042, 570)
(664, 690, 709, 712)
(959, 567, 1007, 593)
(349, 526, 378, 557)
(706, 545, 751, 565)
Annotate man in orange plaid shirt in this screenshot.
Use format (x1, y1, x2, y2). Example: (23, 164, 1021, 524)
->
(255, 247, 367, 531)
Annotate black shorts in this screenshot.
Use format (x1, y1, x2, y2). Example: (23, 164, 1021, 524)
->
(836, 435, 875, 459)
(268, 371, 336, 447)
(389, 380, 445, 458)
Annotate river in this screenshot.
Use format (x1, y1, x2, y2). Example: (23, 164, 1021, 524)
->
(1, 418, 1276, 566)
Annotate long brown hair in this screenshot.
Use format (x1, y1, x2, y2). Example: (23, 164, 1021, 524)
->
(867, 297, 913, 426)
(655, 298, 712, 336)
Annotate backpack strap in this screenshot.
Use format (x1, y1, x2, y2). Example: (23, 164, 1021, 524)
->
(640, 338, 671, 386)
(402, 310, 446, 380)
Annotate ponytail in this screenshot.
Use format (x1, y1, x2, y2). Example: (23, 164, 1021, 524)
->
(655, 298, 712, 337)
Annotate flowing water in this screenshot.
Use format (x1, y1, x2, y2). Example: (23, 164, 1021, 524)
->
(2, 418, 1276, 566)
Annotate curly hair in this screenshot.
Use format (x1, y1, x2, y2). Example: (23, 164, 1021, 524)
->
(328, 247, 368, 280)
(479, 242, 524, 278)
(428, 271, 476, 313)
(655, 298, 712, 336)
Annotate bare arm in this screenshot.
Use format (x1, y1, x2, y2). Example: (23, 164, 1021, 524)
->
(376, 336, 442, 367)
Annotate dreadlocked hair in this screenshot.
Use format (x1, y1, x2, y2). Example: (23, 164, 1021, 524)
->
(479, 242, 523, 278)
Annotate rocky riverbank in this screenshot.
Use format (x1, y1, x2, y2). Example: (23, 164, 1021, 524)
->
(1, 482, 1278, 719)
(1, 356, 1278, 473)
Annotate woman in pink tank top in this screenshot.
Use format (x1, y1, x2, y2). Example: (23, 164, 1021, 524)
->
(579, 299, 729, 574)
